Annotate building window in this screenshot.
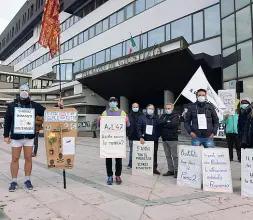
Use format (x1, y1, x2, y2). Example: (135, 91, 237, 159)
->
(103, 18, 109, 31)
(236, 6, 251, 43)
(79, 32, 84, 44)
(95, 51, 105, 65)
(171, 15, 192, 43)
(221, 0, 234, 18)
(126, 3, 134, 19)
(148, 26, 165, 47)
(73, 35, 78, 47)
(193, 12, 203, 41)
(106, 48, 110, 62)
(66, 64, 73, 80)
(111, 43, 122, 60)
(89, 26, 95, 38)
(84, 30, 89, 41)
(146, 0, 155, 9)
(136, 0, 145, 14)
(69, 39, 73, 50)
(73, 61, 81, 73)
(96, 0, 104, 8)
(64, 41, 69, 52)
(20, 77, 29, 85)
(165, 24, 171, 41)
(110, 13, 117, 28)
(235, 0, 250, 10)
(117, 9, 124, 24)
(204, 5, 220, 38)
(96, 21, 103, 35)
(238, 40, 253, 78)
(84, 56, 93, 70)
(141, 33, 148, 49)
(223, 46, 237, 81)
(222, 14, 235, 48)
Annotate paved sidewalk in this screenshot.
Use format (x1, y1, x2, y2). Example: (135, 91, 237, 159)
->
(0, 137, 253, 220)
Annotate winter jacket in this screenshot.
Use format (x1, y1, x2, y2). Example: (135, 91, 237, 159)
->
(4, 98, 45, 140)
(184, 102, 219, 138)
(127, 111, 143, 140)
(137, 114, 159, 141)
(242, 115, 253, 148)
(238, 107, 252, 139)
(158, 113, 179, 141)
(221, 114, 238, 134)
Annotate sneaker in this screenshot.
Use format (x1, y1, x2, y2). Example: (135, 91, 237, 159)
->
(163, 171, 174, 176)
(115, 176, 122, 185)
(153, 170, 160, 175)
(107, 176, 113, 185)
(174, 171, 178, 178)
(9, 182, 18, 192)
(127, 165, 132, 169)
(24, 180, 33, 190)
(32, 153, 37, 157)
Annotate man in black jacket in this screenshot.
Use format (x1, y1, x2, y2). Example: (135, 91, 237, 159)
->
(137, 104, 160, 174)
(4, 84, 45, 192)
(127, 103, 143, 169)
(184, 89, 219, 148)
(158, 104, 179, 178)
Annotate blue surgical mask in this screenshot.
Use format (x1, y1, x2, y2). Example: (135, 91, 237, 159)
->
(147, 109, 154, 115)
(132, 107, 139, 112)
(109, 102, 117, 108)
(165, 109, 172, 114)
(241, 104, 249, 109)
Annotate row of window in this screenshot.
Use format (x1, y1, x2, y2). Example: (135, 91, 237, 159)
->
(15, 0, 164, 70)
(221, 0, 251, 18)
(8, 0, 109, 66)
(18, 2, 220, 74)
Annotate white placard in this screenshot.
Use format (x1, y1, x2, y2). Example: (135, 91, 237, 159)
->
(218, 89, 236, 115)
(241, 149, 253, 197)
(14, 108, 35, 134)
(177, 145, 202, 189)
(62, 137, 75, 155)
(100, 116, 126, 158)
(44, 111, 78, 122)
(132, 141, 154, 176)
(202, 148, 233, 193)
(215, 123, 226, 139)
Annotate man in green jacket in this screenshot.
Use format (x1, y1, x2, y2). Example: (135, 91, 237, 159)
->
(221, 112, 240, 162)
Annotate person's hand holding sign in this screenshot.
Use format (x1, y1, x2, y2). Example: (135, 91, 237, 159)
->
(4, 137, 11, 144)
(225, 114, 229, 120)
(140, 138, 145, 145)
(125, 117, 129, 124)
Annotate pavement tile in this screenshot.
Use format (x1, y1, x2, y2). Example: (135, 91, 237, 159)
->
(0, 188, 30, 203)
(98, 199, 144, 220)
(144, 199, 217, 220)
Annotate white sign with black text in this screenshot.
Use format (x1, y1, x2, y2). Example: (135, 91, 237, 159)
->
(241, 149, 253, 197)
(177, 145, 202, 189)
(218, 89, 236, 115)
(14, 108, 35, 134)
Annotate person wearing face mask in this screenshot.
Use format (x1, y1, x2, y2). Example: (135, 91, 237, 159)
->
(184, 88, 219, 148)
(126, 103, 143, 169)
(238, 98, 252, 143)
(158, 104, 179, 178)
(137, 104, 160, 174)
(4, 84, 45, 192)
(98, 97, 130, 185)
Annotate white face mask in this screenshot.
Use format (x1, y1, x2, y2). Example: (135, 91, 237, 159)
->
(197, 96, 206, 103)
(20, 91, 29, 100)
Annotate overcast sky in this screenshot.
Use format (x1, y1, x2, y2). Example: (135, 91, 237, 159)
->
(0, 0, 27, 34)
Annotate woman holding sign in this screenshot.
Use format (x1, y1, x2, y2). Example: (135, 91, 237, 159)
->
(4, 84, 45, 192)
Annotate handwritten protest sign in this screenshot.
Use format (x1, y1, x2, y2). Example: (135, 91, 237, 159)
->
(100, 116, 126, 158)
(241, 149, 253, 197)
(44, 111, 78, 122)
(14, 108, 35, 134)
(202, 148, 233, 193)
(177, 145, 202, 189)
(215, 123, 226, 139)
(218, 89, 236, 115)
(132, 141, 154, 176)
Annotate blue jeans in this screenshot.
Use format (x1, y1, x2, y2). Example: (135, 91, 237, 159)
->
(128, 140, 133, 167)
(192, 138, 214, 148)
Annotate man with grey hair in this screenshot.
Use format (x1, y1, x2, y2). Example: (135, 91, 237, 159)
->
(158, 103, 179, 178)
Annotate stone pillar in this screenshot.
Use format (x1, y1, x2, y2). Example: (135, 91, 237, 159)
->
(164, 90, 174, 106)
(120, 96, 129, 113)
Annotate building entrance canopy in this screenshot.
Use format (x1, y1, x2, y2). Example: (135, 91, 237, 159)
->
(77, 38, 222, 108)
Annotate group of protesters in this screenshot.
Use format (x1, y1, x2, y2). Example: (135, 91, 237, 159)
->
(3, 84, 253, 190)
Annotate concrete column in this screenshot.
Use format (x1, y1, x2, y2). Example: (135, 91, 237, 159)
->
(120, 96, 129, 113)
(164, 90, 174, 106)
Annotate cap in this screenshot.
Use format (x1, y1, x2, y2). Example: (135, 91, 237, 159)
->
(109, 97, 118, 102)
(241, 97, 252, 104)
(19, 84, 30, 91)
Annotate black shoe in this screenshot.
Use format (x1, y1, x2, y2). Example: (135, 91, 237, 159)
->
(163, 171, 174, 176)
(174, 171, 178, 178)
(153, 170, 160, 175)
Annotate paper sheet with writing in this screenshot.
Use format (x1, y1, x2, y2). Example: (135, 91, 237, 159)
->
(14, 108, 35, 134)
(197, 114, 207, 129)
(100, 116, 126, 158)
(202, 148, 233, 193)
(62, 137, 75, 155)
(241, 149, 253, 197)
(145, 125, 153, 135)
(132, 141, 154, 176)
(177, 145, 202, 189)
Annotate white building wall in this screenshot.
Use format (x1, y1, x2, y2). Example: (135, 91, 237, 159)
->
(3, 0, 219, 79)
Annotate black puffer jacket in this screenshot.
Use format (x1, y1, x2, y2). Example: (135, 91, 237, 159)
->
(4, 98, 45, 140)
(238, 107, 252, 139)
(127, 111, 143, 140)
(158, 113, 179, 141)
(184, 102, 219, 138)
(242, 115, 253, 148)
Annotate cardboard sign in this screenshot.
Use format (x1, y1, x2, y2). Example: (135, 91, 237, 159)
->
(177, 145, 202, 189)
(100, 116, 126, 158)
(132, 141, 154, 176)
(14, 108, 35, 134)
(44, 108, 78, 169)
(218, 89, 236, 115)
(241, 149, 253, 197)
(202, 148, 233, 193)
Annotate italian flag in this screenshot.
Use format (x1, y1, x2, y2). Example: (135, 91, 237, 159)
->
(129, 36, 136, 54)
